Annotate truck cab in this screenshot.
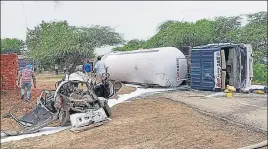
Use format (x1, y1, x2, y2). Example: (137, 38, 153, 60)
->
(191, 43, 253, 91)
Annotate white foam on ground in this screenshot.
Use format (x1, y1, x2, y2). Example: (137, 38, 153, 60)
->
(2, 84, 173, 144)
(244, 85, 266, 91)
(1, 127, 67, 143)
(205, 92, 226, 98)
(108, 84, 175, 107)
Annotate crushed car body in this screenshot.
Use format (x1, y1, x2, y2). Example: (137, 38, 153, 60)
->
(1, 72, 122, 137)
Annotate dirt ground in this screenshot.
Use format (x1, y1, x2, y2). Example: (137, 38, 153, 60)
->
(1, 73, 267, 149)
(117, 84, 136, 95)
(1, 98, 267, 149)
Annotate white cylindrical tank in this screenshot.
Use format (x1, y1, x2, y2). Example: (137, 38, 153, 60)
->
(103, 47, 187, 87)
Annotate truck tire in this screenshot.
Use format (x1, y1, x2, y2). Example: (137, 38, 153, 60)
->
(103, 102, 111, 118)
(59, 110, 70, 126)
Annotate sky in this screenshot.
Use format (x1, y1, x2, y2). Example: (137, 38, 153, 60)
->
(1, 1, 267, 55)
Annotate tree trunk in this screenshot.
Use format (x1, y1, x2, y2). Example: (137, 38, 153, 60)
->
(68, 61, 78, 74)
(67, 54, 82, 74)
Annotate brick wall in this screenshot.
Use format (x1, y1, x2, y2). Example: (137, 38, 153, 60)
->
(0, 54, 18, 90)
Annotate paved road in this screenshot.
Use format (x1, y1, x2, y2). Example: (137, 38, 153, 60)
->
(153, 91, 267, 132)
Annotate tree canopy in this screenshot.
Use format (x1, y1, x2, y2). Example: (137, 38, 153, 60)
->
(112, 12, 267, 61)
(1, 38, 24, 54)
(26, 20, 124, 72)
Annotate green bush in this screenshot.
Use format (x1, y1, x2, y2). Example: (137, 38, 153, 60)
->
(252, 63, 267, 84)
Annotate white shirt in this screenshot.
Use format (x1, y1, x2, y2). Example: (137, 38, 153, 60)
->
(95, 61, 106, 74)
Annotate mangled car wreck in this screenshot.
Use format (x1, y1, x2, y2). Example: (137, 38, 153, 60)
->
(1, 72, 122, 137)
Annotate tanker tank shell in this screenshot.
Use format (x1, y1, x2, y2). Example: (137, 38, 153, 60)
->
(103, 47, 187, 87)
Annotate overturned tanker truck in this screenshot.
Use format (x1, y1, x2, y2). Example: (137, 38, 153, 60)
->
(1, 72, 122, 137)
(103, 43, 253, 91)
(103, 47, 188, 87)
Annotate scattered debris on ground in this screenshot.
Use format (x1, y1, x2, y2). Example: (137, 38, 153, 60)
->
(1, 72, 123, 138)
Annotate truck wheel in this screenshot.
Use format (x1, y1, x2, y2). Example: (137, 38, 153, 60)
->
(59, 110, 70, 126)
(103, 102, 111, 118)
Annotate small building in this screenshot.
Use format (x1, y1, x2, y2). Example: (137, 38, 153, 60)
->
(0, 54, 19, 90)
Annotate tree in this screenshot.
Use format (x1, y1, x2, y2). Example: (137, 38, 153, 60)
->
(121, 19, 216, 50)
(112, 12, 265, 54)
(239, 11, 267, 63)
(26, 20, 124, 73)
(112, 39, 146, 51)
(212, 16, 242, 42)
(1, 38, 24, 54)
(142, 21, 195, 49)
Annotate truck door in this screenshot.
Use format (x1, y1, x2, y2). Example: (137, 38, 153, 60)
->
(191, 48, 220, 91)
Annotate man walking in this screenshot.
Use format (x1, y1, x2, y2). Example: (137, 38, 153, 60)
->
(18, 64, 36, 101)
(94, 56, 107, 75)
(84, 61, 92, 77)
(93, 56, 107, 83)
